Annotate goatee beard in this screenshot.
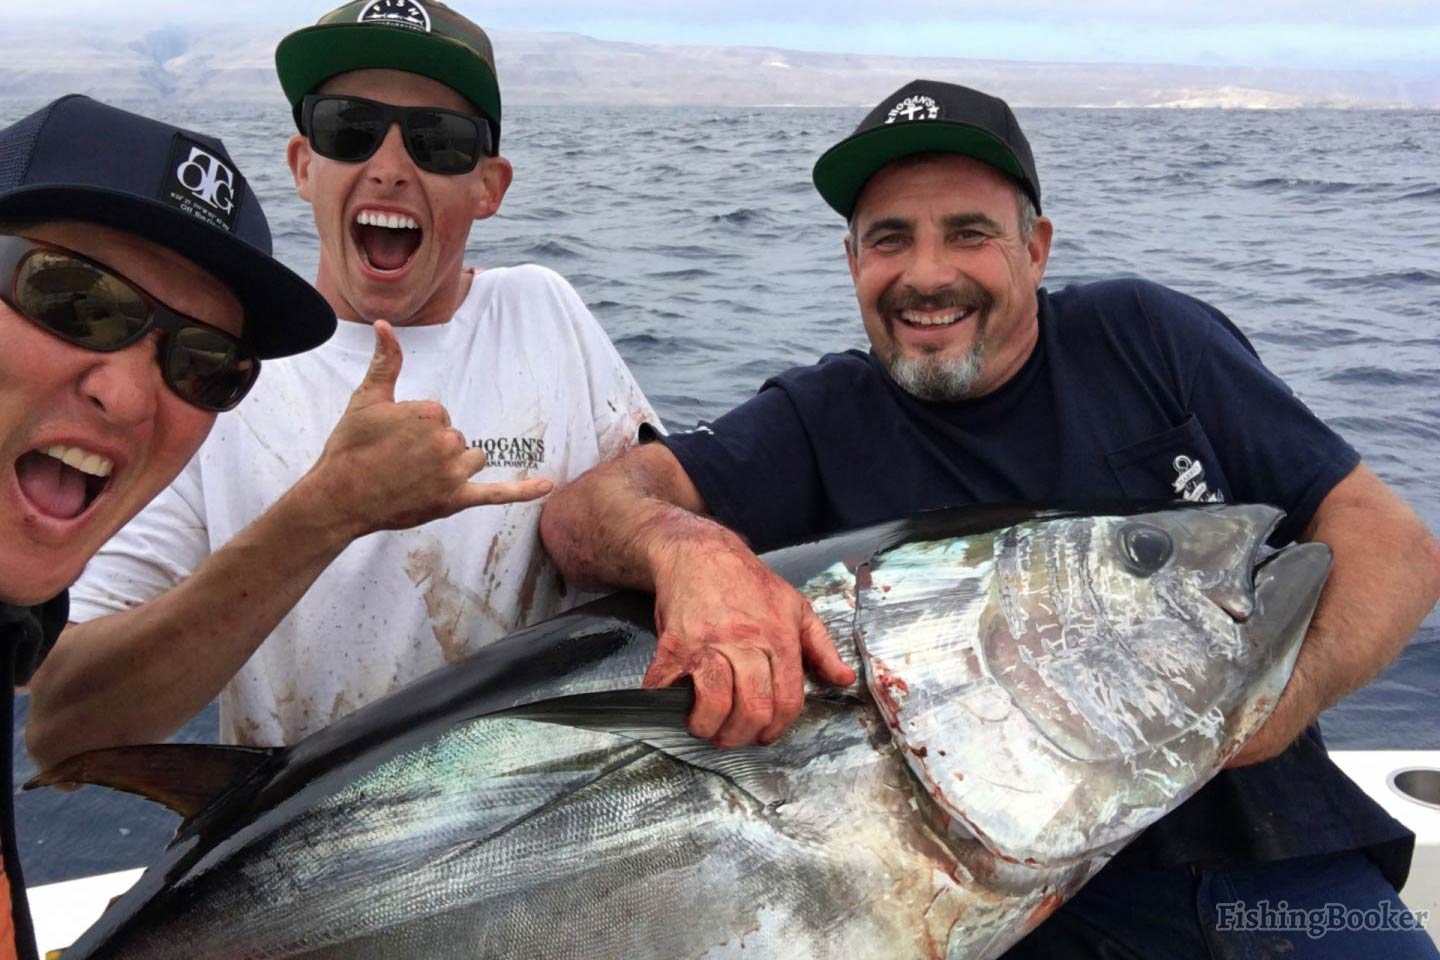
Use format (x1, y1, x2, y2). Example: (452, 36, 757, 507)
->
(887, 327, 986, 402)
(876, 282, 992, 402)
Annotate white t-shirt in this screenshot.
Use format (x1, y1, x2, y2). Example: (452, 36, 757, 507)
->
(70, 265, 659, 746)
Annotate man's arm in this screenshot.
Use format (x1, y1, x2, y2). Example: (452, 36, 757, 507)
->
(540, 443, 854, 748)
(26, 323, 552, 769)
(1227, 464, 1440, 767)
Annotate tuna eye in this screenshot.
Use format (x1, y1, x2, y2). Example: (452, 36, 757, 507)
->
(1119, 523, 1173, 576)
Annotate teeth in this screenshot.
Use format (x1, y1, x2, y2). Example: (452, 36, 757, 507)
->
(900, 309, 968, 327)
(355, 210, 420, 230)
(43, 445, 113, 478)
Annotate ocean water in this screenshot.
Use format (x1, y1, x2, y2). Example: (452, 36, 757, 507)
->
(5, 102, 1439, 885)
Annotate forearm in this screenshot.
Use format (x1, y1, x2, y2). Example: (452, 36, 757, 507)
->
(1292, 485, 1440, 716)
(26, 477, 357, 768)
(1230, 467, 1440, 765)
(541, 445, 731, 592)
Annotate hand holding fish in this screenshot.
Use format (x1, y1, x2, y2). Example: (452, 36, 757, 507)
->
(645, 532, 856, 747)
(303, 321, 553, 537)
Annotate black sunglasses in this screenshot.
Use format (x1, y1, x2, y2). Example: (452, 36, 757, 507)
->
(301, 94, 495, 175)
(0, 235, 259, 412)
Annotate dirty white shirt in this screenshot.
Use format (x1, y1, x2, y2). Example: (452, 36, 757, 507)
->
(70, 265, 659, 746)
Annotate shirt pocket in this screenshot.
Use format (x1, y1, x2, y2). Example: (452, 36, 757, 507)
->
(1105, 415, 1230, 503)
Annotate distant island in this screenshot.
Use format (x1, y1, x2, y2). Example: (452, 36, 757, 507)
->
(2, 23, 1436, 109)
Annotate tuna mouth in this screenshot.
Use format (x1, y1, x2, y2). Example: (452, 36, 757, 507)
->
(1178, 504, 1286, 624)
(15, 446, 113, 521)
(352, 209, 423, 273)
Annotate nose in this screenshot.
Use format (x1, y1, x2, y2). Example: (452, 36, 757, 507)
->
(903, 230, 961, 294)
(78, 333, 164, 426)
(365, 123, 413, 190)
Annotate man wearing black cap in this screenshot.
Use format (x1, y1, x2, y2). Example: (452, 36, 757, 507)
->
(0, 95, 333, 960)
(28, 0, 656, 763)
(541, 79, 1440, 956)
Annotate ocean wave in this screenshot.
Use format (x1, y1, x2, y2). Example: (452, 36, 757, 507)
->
(1238, 177, 1363, 195)
(709, 208, 775, 226)
(521, 239, 586, 260)
(1313, 270, 1440, 291)
(1397, 185, 1440, 201)
(1322, 366, 1436, 388)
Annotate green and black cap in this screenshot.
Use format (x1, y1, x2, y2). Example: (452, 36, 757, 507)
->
(813, 79, 1041, 220)
(276, 0, 501, 146)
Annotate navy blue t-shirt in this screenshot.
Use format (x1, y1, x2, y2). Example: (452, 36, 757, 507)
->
(661, 278, 1413, 883)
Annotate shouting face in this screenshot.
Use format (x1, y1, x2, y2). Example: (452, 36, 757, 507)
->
(288, 68, 513, 327)
(846, 154, 1052, 402)
(0, 221, 242, 605)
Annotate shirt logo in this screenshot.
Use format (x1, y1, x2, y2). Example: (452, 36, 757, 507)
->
(470, 436, 545, 470)
(1172, 454, 1224, 503)
(161, 136, 243, 232)
(886, 95, 940, 124)
(359, 0, 432, 32)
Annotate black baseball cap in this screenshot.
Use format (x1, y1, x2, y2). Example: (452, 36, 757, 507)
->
(813, 79, 1042, 220)
(0, 95, 335, 359)
(276, 0, 501, 146)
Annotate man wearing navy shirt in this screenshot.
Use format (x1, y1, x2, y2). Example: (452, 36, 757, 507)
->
(541, 79, 1440, 957)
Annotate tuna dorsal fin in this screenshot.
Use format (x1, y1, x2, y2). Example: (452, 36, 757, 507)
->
(25, 743, 278, 819)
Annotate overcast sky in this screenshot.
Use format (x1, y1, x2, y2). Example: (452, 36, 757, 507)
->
(38, 0, 1440, 73)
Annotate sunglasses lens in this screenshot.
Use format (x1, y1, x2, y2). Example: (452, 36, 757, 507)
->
(165, 327, 259, 411)
(309, 97, 387, 162)
(404, 110, 482, 174)
(16, 251, 149, 348)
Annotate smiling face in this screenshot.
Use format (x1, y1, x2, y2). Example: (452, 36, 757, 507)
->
(846, 154, 1053, 402)
(0, 221, 242, 606)
(288, 69, 513, 327)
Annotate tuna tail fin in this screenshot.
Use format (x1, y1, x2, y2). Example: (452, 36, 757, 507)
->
(25, 743, 278, 820)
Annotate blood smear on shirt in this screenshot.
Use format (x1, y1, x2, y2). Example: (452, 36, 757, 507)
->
(0, 861, 15, 960)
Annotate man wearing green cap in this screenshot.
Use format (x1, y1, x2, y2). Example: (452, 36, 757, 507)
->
(541, 79, 1440, 956)
(29, 0, 657, 763)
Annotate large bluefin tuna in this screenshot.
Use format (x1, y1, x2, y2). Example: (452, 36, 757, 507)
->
(34, 503, 1331, 959)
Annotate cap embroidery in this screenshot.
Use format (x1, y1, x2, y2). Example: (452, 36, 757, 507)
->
(885, 95, 941, 124)
(358, 0, 432, 32)
(161, 136, 242, 232)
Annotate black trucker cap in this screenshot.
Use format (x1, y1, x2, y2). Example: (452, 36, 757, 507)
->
(0, 95, 335, 359)
(813, 79, 1041, 220)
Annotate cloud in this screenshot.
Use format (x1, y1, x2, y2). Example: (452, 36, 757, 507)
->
(44, 0, 1440, 28)
(34, 0, 1440, 69)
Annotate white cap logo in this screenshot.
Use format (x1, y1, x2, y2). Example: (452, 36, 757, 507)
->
(175, 147, 236, 214)
(359, 0, 432, 32)
(886, 95, 940, 124)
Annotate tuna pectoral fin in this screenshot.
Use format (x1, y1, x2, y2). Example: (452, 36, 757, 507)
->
(502, 689, 791, 807)
(25, 743, 278, 819)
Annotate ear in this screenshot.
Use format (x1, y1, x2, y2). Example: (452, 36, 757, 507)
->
(287, 134, 314, 204)
(845, 230, 859, 285)
(1025, 216, 1054, 287)
(472, 155, 514, 221)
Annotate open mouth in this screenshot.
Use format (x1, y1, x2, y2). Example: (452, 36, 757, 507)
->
(352, 209, 423, 273)
(895, 306, 979, 329)
(15, 446, 112, 521)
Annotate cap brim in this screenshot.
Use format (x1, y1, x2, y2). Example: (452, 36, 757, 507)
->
(0, 186, 335, 359)
(276, 24, 501, 137)
(813, 122, 1034, 220)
